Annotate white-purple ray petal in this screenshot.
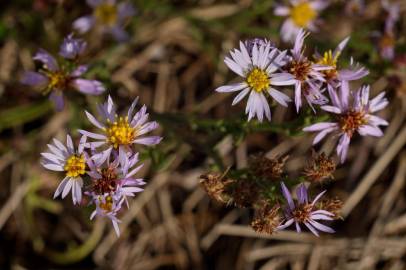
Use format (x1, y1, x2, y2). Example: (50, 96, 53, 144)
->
(281, 182, 295, 210)
(358, 125, 383, 137)
(73, 15, 95, 34)
(309, 220, 335, 233)
(215, 83, 247, 93)
(78, 129, 107, 140)
(20, 71, 48, 87)
(297, 184, 308, 205)
(49, 91, 65, 112)
(268, 88, 291, 107)
(54, 177, 69, 199)
(62, 179, 73, 198)
(231, 88, 250, 105)
(133, 136, 162, 145)
(33, 49, 58, 72)
(72, 79, 105, 95)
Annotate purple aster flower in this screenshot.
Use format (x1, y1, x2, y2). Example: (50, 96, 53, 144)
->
(274, 0, 329, 42)
(87, 148, 145, 201)
(215, 41, 296, 122)
(277, 182, 335, 236)
(303, 82, 389, 163)
(87, 149, 145, 236)
(285, 29, 331, 112)
(41, 135, 87, 205)
(59, 34, 87, 59)
(90, 192, 124, 236)
(79, 95, 162, 153)
(314, 37, 369, 89)
(377, 1, 400, 60)
(21, 47, 105, 111)
(73, 0, 135, 42)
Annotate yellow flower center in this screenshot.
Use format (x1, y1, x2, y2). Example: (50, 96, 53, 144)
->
(339, 110, 367, 137)
(105, 117, 136, 149)
(318, 50, 338, 67)
(246, 68, 270, 92)
(290, 2, 316, 27)
(64, 154, 86, 178)
(94, 4, 118, 26)
(317, 50, 339, 80)
(47, 71, 68, 90)
(99, 195, 113, 213)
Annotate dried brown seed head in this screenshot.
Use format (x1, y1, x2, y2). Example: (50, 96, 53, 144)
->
(232, 180, 259, 208)
(317, 198, 343, 220)
(251, 204, 281, 235)
(199, 171, 233, 204)
(249, 154, 288, 180)
(303, 151, 336, 183)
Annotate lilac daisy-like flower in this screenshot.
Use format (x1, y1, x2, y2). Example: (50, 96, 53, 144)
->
(41, 135, 87, 205)
(79, 95, 161, 153)
(21, 44, 105, 111)
(285, 29, 331, 112)
(59, 34, 87, 59)
(377, 0, 400, 60)
(88, 148, 145, 203)
(274, 0, 329, 42)
(215, 41, 296, 122)
(87, 149, 145, 236)
(90, 192, 124, 236)
(73, 0, 135, 42)
(277, 182, 335, 236)
(314, 37, 369, 89)
(303, 82, 389, 163)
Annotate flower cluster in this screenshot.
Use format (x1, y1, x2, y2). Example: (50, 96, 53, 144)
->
(41, 96, 161, 236)
(215, 29, 388, 163)
(208, 28, 390, 237)
(21, 34, 105, 111)
(21, 1, 136, 110)
(200, 152, 342, 237)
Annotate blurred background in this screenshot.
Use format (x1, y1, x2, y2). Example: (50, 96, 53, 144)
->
(0, 0, 405, 269)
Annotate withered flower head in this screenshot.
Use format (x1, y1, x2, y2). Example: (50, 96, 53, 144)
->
(251, 204, 281, 235)
(199, 171, 233, 204)
(249, 154, 288, 180)
(232, 180, 259, 208)
(303, 151, 336, 183)
(317, 198, 343, 220)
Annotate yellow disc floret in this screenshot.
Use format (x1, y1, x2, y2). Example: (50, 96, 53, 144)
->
(99, 195, 113, 213)
(94, 3, 118, 26)
(317, 50, 339, 80)
(290, 2, 316, 27)
(318, 50, 338, 67)
(105, 117, 136, 149)
(64, 154, 86, 178)
(46, 71, 68, 92)
(246, 68, 270, 93)
(339, 110, 367, 137)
